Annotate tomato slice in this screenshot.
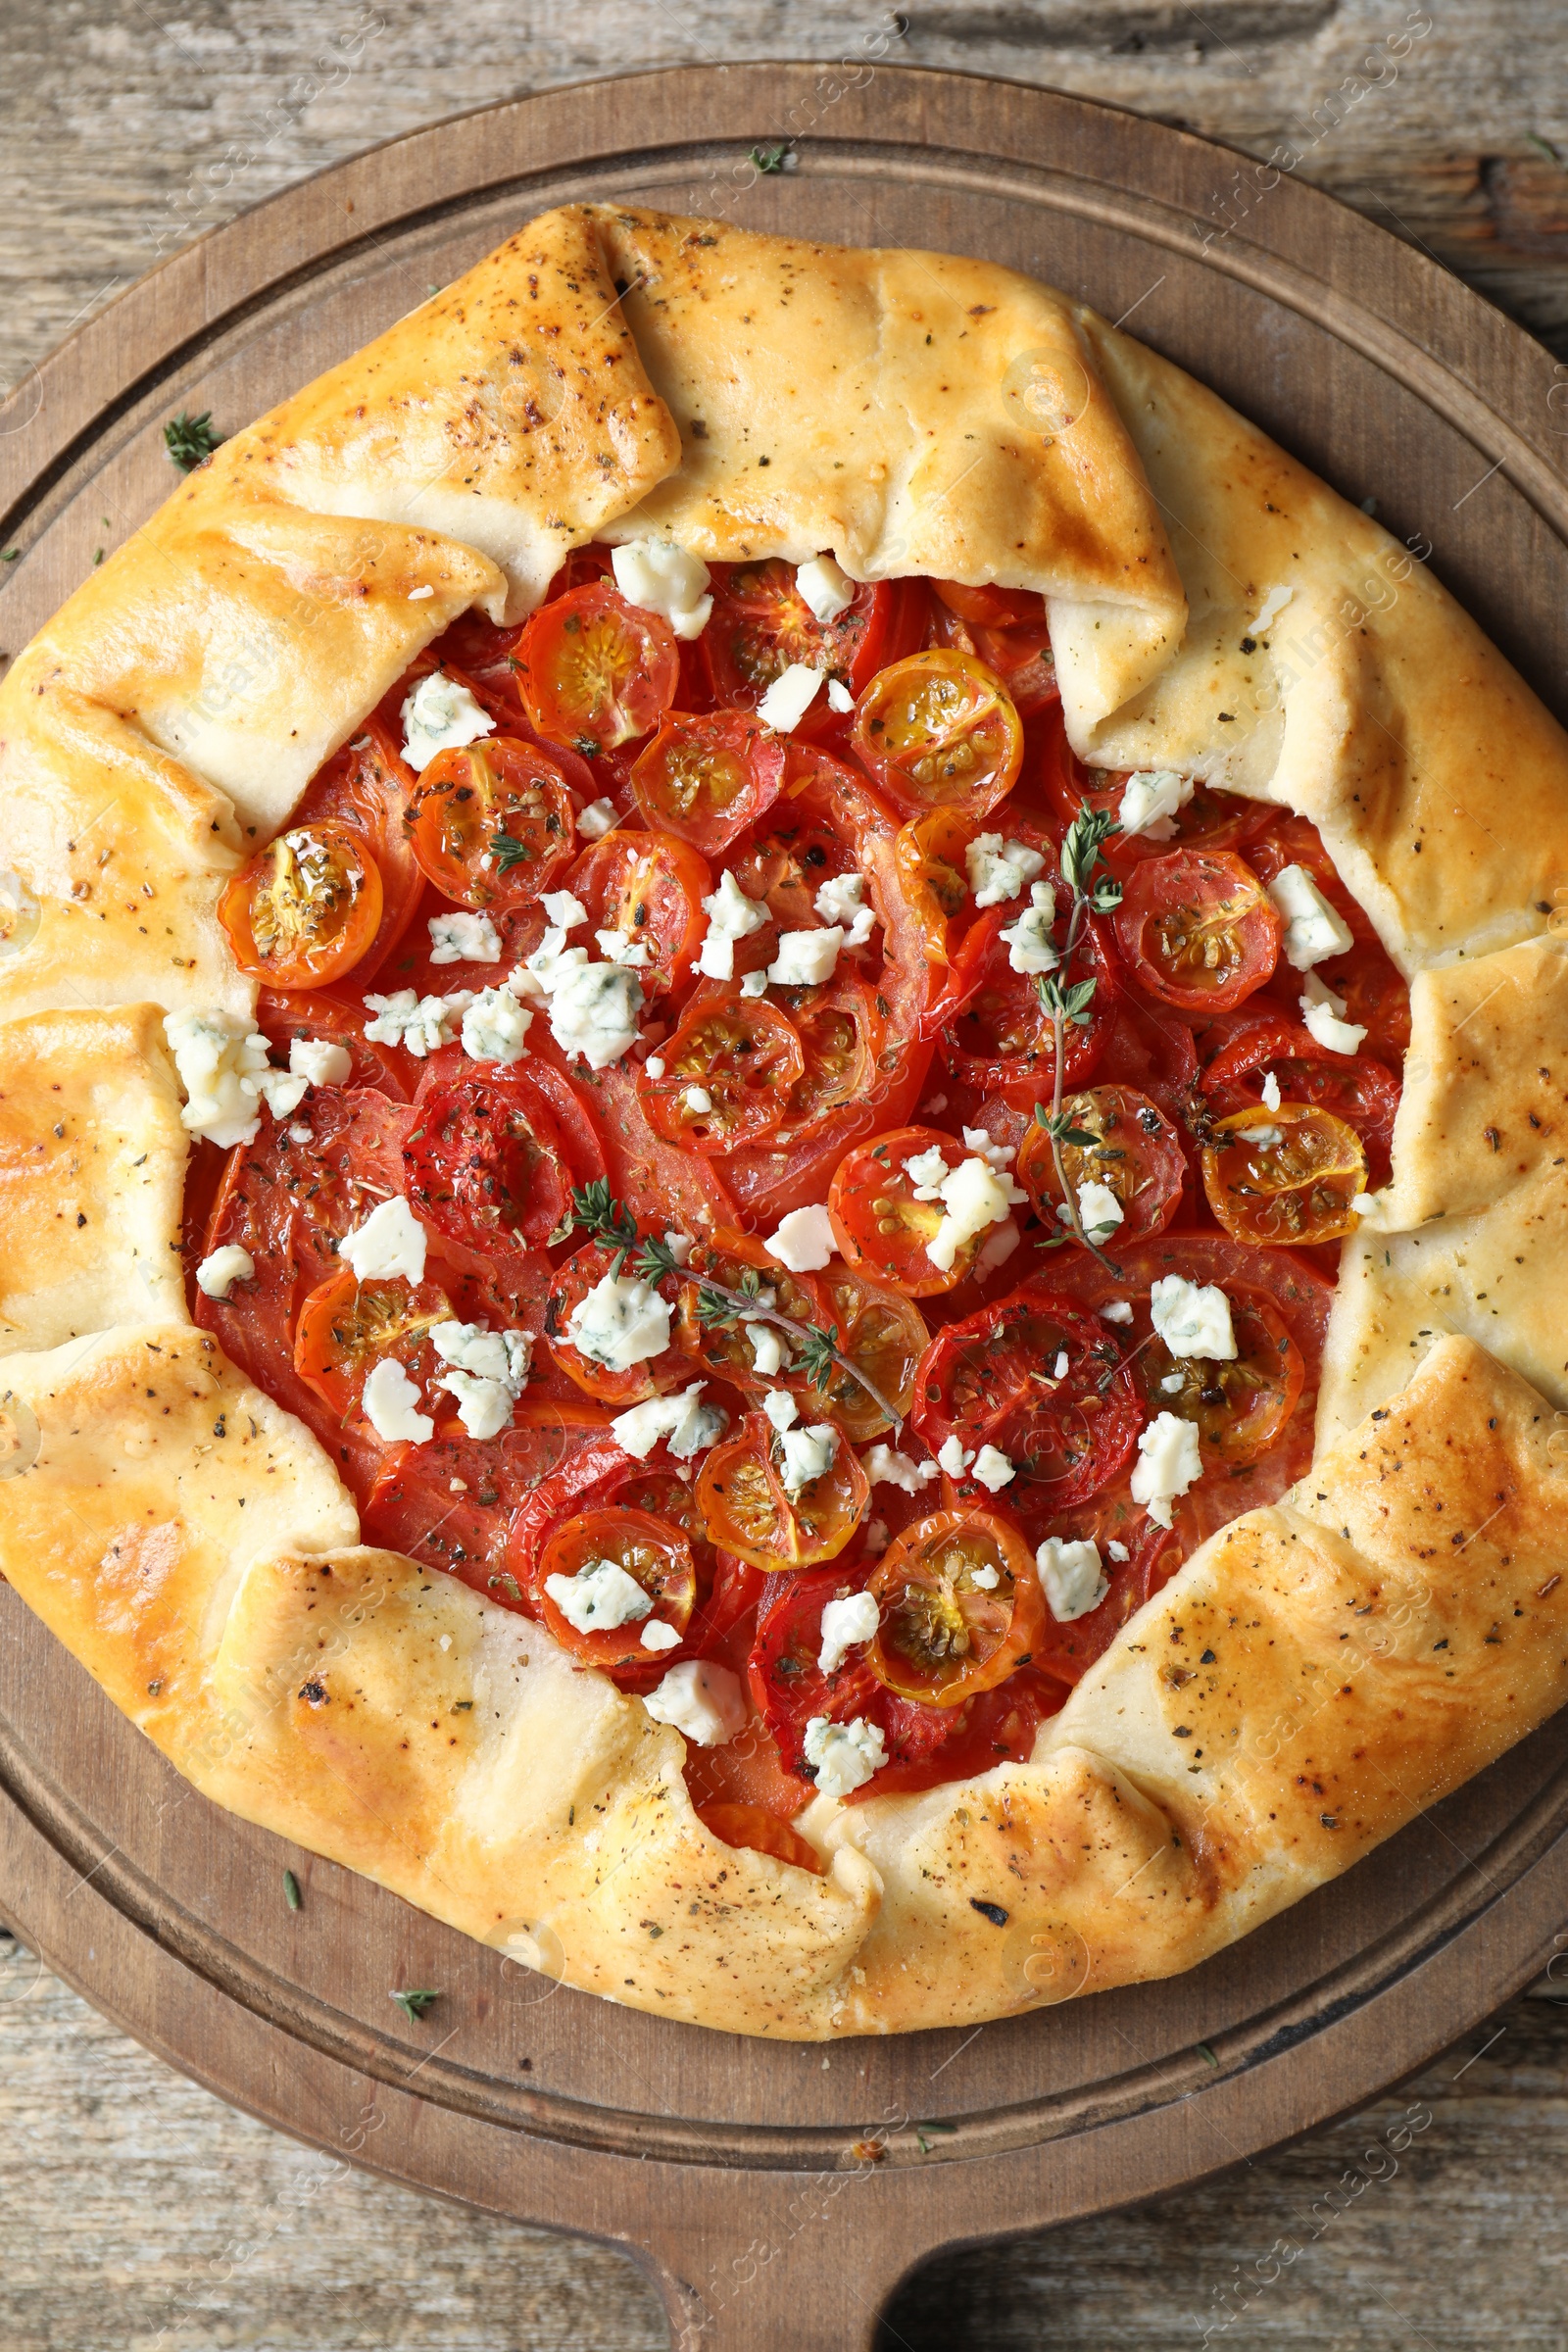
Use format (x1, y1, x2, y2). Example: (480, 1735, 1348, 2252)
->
(703, 561, 901, 724)
(1016, 1084, 1186, 1246)
(852, 649, 1023, 817)
(639, 989, 805, 1153)
(866, 1508, 1044, 1706)
(669, 1230, 825, 1393)
(939, 896, 1116, 1104)
(696, 1801, 826, 1874)
(1113, 850, 1282, 1012)
(892, 806, 976, 969)
(1203, 1015, 1401, 1184)
(829, 1123, 989, 1296)
(219, 821, 384, 988)
(1027, 1501, 1183, 1686)
(288, 718, 423, 982)
(402, 1070, 577, 1276)
(931, 579, 1045, 628)
(566, 828, 711, 1000)
(361, 1400, 613, 1597)
(767, 983, 883, 1148)
(630, 709, 788, 856)
(537, 1506, 697, 1668)
(406, 735, 576, 908)
(554, 1054, 740, 1239)
(911, 1279, 1144, 1513)
(544, 1238, 683, 1405)
(798, 1265, 929, 1445)
(1316, 940, 1411, 1063)
(255, 987, 411, 1100)
(1137, 1286, 1304, 1469)
(514, 582, 679, 754)
(1246, 809, 1379, 949)
(1094, 987, 1201, 1128)
(292, 1262, 455, 1422)
(747, 1569, 880, 1779)
(1201, 1102, 1367, 1246)
(696, 1410, 869, 1572)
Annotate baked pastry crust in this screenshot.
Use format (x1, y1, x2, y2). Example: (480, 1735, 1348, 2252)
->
(1, 204, 1565, 2037)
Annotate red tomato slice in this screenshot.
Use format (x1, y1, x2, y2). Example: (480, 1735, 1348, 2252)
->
(639, 989, 806, 1153)
(911, 1279, 1144, 1514)
(696, 1803, 826, 1874)
(866, 1507, 1045, 1706)
(537, 1506, 698, 1668)
(938, 895, 1116, 1105)
(361, 1401, 613, 1600)
(931, 579, 1046, 628)
(1112, 850, 1282, 1012)
(255, 988, 411, 1100)
(854, 1670, 1063, 1798)
(406, 735, 576, 908)
(1027, 1499, 1183, 1686)
(544, 1238, 685, 1405)
(1200, 1102, 1367, 1248)
(928, 601, 1058, 717)
(552, 1054, 740, 1238)
(287, 718, 424, 982)
(1313, 940, 1412, 1063)
(829, 1123, 988, 1297)
(219, 821, 383, 989)
(1203, 1014, 1401, 1184)
(1135, 1283, 1305, 1467)
(292, 1260, 457, 1423)
(1015, 1084, 1187, 1247)
(630, 709, 788, 856)
(567, 829, 711, 1000)
(1246, 809, 1379, 949)
(696, 1410, 869, 1572)
(703, 562, 907, 731)
(748, 1568, 880, 1780)
(1093, 985, 1201, 1128)
(514, 582, 679, 754)
(402, 1068, 580, 1278)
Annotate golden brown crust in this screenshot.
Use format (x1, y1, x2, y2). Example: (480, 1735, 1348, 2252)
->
(0, 207, 1566, 2036)
(0, 1006, 187, 1348)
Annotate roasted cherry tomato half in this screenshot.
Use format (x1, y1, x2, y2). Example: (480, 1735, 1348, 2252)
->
(669, 1230, 824, 1392)
(1112, 849, 1282, 1012)
(696, 1801, 826, 1875)
(402, 1071, 576, 1272)
(288, 717, 424, 981)
(1200, 1102, 1367, 1246)
(696, 1410, 869, 1573)
(1016, 1084, 1187, 1247)
(726, 813, 866, 945)
(852, 650, 1023, 817)
(829, 1124, 993, 1297)
(292, 1264, 453, 1422)
(792, 1265, 929, 1446)
(703, 560, 893, 721)
(406, 736, 576, 907)
(639, 989, 806, 1153)
(566, 828, 712, 999)
(536, 1505, 697, 1668)
(1320, 941, 1412, 1064)
(544, 1238, 682, 1406)
(1138, 1288, 1304, 1470)
(931, 579, 1046, 628)
(514, 581, 679, 754)
(254, 987, 411, 1099)
(630, 709, 788, 856)
(912, 1280, 1144, 1514)
(770, 984, 882, 1149)
(1203, 1016, 1401, 1184)
(892, 806, 977, 968)
(219, 820, 384, 988)
(940, 898, 1116, 1103)
(866, 1508, 1044, 1707)
(747, 1569, 880, 1779)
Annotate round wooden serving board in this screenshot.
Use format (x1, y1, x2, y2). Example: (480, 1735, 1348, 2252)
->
(4, 63, 1568, 2352)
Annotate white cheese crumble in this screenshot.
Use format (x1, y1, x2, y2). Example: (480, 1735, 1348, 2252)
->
(969, 1444, 1015, 1493)
(1100, 1299, 1134, 1325)
(966, 832, 1047, 908)
(339, 1196, 428, 1285)
(862, 1445, 939, 1494)
(739, 969, 770, 998)
(826, 678, 854, 714)
(641, 1618, 682, 1652)
(682, 1085, 713, 1115)
(698, 869, 769, 980)
(763, 1203, 837, 1273)
(361, 1357, 434, 1446)
(610, 537, 713, 640)
(1300, 971, 1366, 1055)
(904, 1146, 952, 1198)
(803, 1714, 886, 1798)
(611, 1382, 726, 1461)
(812, 869, 877, 946)
(1130, 1410, 1202, 1528)
(566, 1272, 671, 1371)
(288, 1036, 354, 1088)
(1150, 1274, 1237, 1360)
(757, 662, 823, 733)
(817, 1591, 880, 1676)
(540, 890, 588, 931)
(767, 926, 843, 987)
(1261, 1069, 1283, 1110)
(778, 1422, 840, 1500)
(163, 1010, 272, 1148)
(644, 1055, 665, 1079)
(1036, 1536, 1108, 1623)
(1107, 1540, 1130, 1563)
(546, 958, 645, 1068)
(662, 1231, 695, 1267)
(937, 1435, 972, 1478)
(1267, 863, 1354, 971)
(961, 1127, 1017, 1173)
(545, 1558, 652, 1634)
(1250, 582, 1295, 635)
(460, 984, 533, 1065)
(596, 929, 650, 968)
(796, 554, 856, 624)
(975, 1218, 1022, 1276)
(195, 1243, 255, 1300)
(1118, 769, 1194, 841)
(762, 1389, 800, 1434)
(926, 1155, 1027, 1273)
(644, 1659, 749, 1745)
(363, 989, 473, 1058)
(999, 881, 1060, 976)
(428, 1321, 531, 1440)
(428, 909, 501, 965)
(577, 796, 618, 841)
(401, 670, 495, 772)
(748, 1323, 787, 1377)
(1076, 1180, 1124, 1238)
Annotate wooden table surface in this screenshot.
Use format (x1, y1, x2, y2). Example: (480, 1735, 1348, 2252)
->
(7, 5, 1568, 2346)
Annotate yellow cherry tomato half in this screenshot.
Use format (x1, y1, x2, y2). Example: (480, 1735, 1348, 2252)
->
(1200, 1102, 1367, 1247)
(866, 1508, 1044, 1707)
(851, 649, 1023, 818)
(220, 820, 383, 987)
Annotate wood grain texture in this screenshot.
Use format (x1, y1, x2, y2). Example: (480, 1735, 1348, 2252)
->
(6, 13, 1568, 2350)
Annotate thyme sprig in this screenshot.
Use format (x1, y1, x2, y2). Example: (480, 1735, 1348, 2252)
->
(164, 409, 223, 471)
(564, 1183, 902, 1430)
(389, 1987, 439, 2022)
(489, 830, 536, 872)
(1034, 806, 1125, 1276)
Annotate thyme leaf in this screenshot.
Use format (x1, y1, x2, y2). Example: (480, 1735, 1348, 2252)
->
(389, 1988, 439, 2022)
(164, 409, 224, 471)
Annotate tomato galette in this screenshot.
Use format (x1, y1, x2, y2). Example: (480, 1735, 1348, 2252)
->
(2, 204, 1567, 2038)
